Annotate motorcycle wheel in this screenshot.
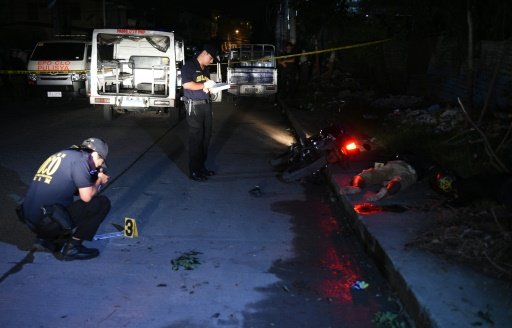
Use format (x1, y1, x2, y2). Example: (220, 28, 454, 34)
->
(280, 155, 328, 182)
(330, 147, 351, 169)
(326, 149, 339, 164)
(269, 150, 293, 168)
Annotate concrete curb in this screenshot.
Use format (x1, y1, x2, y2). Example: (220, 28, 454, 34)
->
(326, 168, 431, 327)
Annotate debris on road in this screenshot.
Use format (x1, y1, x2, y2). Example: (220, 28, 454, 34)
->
(249, 185, 263, 197)
(352, 280, 369, 290)
(171, 250, 203, 271)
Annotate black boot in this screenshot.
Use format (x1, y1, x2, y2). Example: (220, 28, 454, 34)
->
(59, 241, 99, 261)
(33, 238, 62, 253)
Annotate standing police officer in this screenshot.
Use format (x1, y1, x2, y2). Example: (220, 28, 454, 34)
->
(17, 138, 111, 261)
(181, 44, 219, 181)
(278, 42, 298, 98)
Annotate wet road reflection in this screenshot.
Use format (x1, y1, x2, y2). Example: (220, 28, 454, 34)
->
(265, 181, 411, 327)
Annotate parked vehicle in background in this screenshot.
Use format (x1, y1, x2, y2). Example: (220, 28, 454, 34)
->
(226, 44, 277, 101)
(89, 28, 185, 121)
(26, 37, 91, 99)
(209, 61, 224, 103)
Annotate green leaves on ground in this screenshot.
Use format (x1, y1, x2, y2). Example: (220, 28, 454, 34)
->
(171, 250, 203, 271)
(372, 311, 407, 328)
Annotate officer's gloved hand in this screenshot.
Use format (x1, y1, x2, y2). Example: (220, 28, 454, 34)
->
(204, 80, 216, 89)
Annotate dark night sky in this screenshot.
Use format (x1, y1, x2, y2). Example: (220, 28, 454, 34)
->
(188, 0, 273, 19)
(130, 0, 274, 20)
(132, 0, 277, 43)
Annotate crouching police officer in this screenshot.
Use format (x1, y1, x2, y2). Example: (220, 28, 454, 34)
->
(16, 138, 111, 261)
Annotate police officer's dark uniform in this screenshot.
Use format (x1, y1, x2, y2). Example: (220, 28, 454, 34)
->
(17, 138, 111, 261)
(181, 44, 219, 181)
(278, 42, 298, 97)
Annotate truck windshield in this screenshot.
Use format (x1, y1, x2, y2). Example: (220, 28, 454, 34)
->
(30, 42, 85, 61)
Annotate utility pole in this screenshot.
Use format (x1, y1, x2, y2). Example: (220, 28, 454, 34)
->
(276, 0, 296, 51)
(289, 0, 296, 45)
(103, 0, 107, 28)
(49, 0, 61, 37)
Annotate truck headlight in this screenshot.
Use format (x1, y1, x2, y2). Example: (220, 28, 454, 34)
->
(27, 73, 37, 81)
(71, 72, 87, 81)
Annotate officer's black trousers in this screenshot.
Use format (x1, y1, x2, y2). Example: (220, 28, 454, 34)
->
(186, 102, 212, 174)
(67, 195, 111, 241)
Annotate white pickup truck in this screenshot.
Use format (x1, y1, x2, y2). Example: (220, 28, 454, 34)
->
(89, 28, 185, 121)
(226, 44, 278, 101)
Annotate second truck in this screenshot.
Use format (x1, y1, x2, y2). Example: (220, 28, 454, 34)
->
(226, 44, 278, 101)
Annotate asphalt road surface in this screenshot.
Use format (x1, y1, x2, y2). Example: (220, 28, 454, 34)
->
(0, 96, 411, 327)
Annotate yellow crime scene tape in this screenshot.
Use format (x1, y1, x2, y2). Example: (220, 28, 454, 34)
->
(274, 38, 392, 61)
(1, 38, 392, 73)
(0, 69, 90, 75)
(227, 38, 392, 65)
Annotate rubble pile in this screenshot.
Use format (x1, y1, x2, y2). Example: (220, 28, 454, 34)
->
(383, 104, 466, 134)
(408, 205, 512, 281)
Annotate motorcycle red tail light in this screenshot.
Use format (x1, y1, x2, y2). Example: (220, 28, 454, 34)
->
(345, 142, 357, 151)
(340, 138, 360, 155)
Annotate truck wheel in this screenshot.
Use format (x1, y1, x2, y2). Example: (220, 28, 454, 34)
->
(267, 94, 277, 104)
(180, 103, 187, 120)
(170, 99, 187, 123)
(103, 106, 114, 121)
(166, 107, 179, 125)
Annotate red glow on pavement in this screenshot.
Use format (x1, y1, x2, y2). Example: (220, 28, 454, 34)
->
(318, 216, 339, 235)
(316, 247, 358, 302)
(315, 216, 359, 302)
(354, 202, 383, 215)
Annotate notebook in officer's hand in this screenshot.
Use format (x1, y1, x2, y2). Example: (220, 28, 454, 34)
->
(209, 83, 229, 93)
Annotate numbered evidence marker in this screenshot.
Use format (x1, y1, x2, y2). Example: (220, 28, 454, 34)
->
(124, 217, 139, 238)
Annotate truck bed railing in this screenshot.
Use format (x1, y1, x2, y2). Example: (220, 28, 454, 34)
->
(98, 56, 170, 95)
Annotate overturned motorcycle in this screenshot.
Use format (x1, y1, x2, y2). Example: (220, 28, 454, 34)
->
(270, 123, 369, 182)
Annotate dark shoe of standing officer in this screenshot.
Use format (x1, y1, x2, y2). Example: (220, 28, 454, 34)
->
(190, 171, 207, 181)
(201, 168, 215, 176)
(59, 238, 99, 261)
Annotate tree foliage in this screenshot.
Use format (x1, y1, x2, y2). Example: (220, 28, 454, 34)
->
(293, 0, 511, 46)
